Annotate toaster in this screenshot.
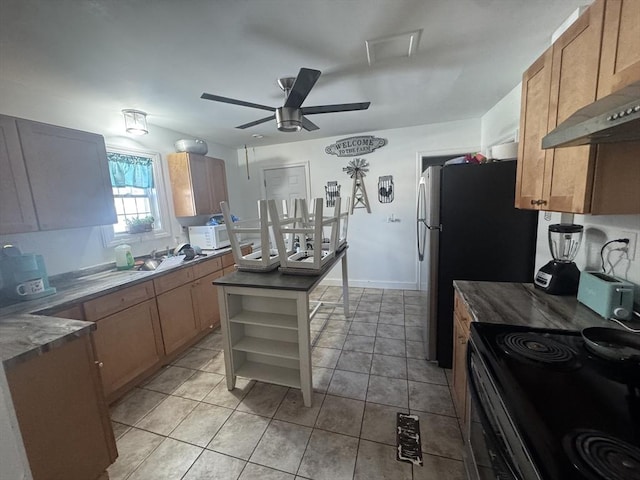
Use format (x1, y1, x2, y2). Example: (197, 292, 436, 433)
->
(577, 271, 635, 320)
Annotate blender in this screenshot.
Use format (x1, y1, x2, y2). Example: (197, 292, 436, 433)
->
(534, 223, 583, 295)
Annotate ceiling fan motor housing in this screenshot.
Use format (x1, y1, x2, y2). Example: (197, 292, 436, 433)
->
(276, 107, 302, 132)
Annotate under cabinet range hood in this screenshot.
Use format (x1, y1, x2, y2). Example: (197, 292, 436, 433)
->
(542, 80, 640, 149)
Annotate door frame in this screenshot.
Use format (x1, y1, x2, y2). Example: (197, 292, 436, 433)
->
(260, 162, 312, 202)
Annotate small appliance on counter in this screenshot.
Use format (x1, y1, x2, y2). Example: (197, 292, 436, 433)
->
(188, 225, 230, 249)
(577, 271, 635, 320)
(0, 245, 56, 302)
(534, 223, 583, 295)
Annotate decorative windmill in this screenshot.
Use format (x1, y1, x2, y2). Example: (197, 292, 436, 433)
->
(343, 158, 371, 214)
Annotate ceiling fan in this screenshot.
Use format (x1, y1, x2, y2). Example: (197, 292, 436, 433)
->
(200, 67, 370, 132)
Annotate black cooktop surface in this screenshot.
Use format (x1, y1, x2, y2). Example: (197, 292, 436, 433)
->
(471, 322, 640, 480)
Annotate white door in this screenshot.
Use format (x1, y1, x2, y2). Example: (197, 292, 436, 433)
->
(263, 165, 308, 213)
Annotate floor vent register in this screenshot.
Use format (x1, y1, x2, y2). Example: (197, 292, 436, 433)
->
(396, 413, 423, 466)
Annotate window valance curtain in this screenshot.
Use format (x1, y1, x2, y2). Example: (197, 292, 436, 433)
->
(108, 152, 154, 189)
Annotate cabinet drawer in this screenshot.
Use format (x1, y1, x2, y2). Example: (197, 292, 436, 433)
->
(192, 256, 223, 278)
(84, 281, 155, 321)
(153, 267, 194, 295)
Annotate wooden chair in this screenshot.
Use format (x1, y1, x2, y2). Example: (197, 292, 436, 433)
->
(220, 200, 280, 272)
(268, 197, 342, 274)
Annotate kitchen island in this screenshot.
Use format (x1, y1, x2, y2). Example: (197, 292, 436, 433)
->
(214, 248, 349, 407)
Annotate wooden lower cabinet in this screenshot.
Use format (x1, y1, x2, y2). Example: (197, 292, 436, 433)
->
(451, 291, 472, 430)
(92, 299, 164, 401)
(193, 270, 224, 332)
(156, 283, 200, 356)
(5, 334, 117, 480)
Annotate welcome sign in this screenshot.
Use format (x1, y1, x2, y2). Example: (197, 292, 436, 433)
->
(325, 135, 387, 157)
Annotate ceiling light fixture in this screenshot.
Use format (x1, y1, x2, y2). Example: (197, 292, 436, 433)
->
(275, 107, 302, 132)
(122, 109, 149, 135)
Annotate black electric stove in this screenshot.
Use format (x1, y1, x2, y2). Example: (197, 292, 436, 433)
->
(466, 322, 640, 480)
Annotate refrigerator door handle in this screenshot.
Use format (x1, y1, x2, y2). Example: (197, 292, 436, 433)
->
(417, 180, 427, 261)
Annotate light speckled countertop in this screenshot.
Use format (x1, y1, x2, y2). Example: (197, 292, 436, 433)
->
(453, 280, 640, 331)
(0, 247, 242, 368)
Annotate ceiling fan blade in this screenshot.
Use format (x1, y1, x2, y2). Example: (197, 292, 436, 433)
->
(201, 93, 275, 112)
(283, 68, 321, 108)
(301, 116, 319, 131)
(236, 115, 276, 129)
(302, 102, 371, 115)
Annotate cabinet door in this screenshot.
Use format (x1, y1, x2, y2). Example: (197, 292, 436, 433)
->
(543, 0, 604, 213)
(156, 283, 199, 356)
(451, 316, 468, 426)
(208, 157, 229, 214)
(16, 119, 117, 230)
(188, 154, 216, 215)
(168, 152, 228, 216)
(0, 115, 38, 234)
(92, 299, 164, 399)
(193, 270, 224, 332)
(6, 334, 117, 480)
(515, 49, 553, 209)
(598, 0, 640, 97)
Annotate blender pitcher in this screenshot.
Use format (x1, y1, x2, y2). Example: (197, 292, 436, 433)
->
(535, 224, 583, 295)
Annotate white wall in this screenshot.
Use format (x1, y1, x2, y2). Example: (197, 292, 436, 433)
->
(535, 212, 640, 297)
(229, 120, 481, 289)
(0, 80, 237, 276)
(480, 83, 521, 154)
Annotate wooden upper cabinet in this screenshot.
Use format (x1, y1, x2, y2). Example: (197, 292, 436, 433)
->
(167, 152, 229, 216)
(516, 0, 640, 214)
(16, 119, 117, 230)
(515, 48, 553, 210)
(597, 0, 640, 98)
(543, 0, 603, 213)
(0, 116, 38, 234)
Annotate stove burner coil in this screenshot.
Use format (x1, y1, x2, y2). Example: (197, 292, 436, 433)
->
(563, 429, 640, 480)
(498, 332, 578, 367)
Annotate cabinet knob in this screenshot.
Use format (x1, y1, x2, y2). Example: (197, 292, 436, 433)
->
(95, 361, 104, 368)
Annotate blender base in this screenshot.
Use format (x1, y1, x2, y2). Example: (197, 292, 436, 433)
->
(534, 260, 580, 295)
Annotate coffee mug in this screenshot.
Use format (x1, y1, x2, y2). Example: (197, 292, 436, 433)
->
(16, 278, 45, 296)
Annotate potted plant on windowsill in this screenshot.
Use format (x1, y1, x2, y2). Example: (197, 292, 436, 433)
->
(126, 216, 154, 234)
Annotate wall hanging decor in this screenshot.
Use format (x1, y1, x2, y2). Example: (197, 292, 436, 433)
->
(326, 135, 387, 157)
(343, 158, 371, 214)
(378, 175, 394, 203)
(325, 181, 341, 207)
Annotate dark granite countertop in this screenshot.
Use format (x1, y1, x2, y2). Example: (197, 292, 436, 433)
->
(0, 246, 244, 368)
(0, 314, 96, 368)
(214, 248, 346, 292)
(453, 280, 640, 331)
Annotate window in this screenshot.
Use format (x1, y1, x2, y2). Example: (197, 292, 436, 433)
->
(102, 147, 172, 246)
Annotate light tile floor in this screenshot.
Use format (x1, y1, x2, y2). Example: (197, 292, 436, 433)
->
(108, 285, 466, 480)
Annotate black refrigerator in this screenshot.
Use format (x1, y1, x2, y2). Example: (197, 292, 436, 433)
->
(417, 160, 538, 368)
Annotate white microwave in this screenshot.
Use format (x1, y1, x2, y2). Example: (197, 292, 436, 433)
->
(188, 225, 231, 249)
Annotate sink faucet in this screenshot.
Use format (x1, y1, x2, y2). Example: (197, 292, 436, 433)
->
(150, 249, 158, 259)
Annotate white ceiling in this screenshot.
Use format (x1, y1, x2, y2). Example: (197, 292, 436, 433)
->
(0, 0, 589, 149)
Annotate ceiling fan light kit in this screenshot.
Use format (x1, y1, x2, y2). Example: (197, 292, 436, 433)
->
(276, 107, 302, 132)
(201, 67, 370, 133)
